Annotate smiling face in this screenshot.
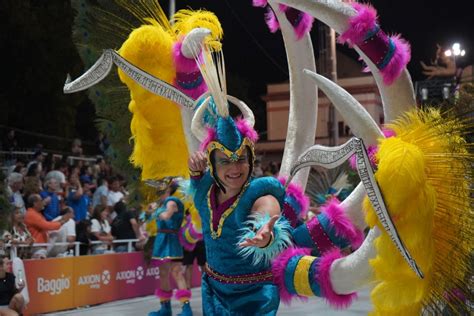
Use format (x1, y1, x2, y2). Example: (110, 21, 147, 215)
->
(213, 147, 251, 194)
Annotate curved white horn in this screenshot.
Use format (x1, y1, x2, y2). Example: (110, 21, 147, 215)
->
(268, 1, 318, 188)
(182, 28, 212, 59)
(190, 95, 254, 142)
(330, 227, 380, 294)
(274, 0, 415, 122)
(227, 95, 255, 127)
(191, 96, 212, 141)
(304, 69, 383, 145)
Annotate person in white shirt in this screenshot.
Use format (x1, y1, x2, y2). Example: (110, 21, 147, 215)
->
(7, 173, 26, 214)
(49, 207, 76, 257)
(90, 205, 114, 254)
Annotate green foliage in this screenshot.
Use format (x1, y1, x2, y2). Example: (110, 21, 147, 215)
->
(71, 0, 143, 206)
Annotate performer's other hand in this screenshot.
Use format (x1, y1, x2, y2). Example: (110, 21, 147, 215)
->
(239, 215, 279, 248)
(188, 151, 207, 173)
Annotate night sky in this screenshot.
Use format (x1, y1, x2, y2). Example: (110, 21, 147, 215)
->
(176, 0, 473, 84)
(1, 0, 472, 148)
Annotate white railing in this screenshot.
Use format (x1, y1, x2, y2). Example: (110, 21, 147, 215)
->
(5, 239, 139, 259)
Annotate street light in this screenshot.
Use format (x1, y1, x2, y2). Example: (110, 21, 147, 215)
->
(444, 42, 466, 58)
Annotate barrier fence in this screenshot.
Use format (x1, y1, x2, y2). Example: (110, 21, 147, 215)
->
(22, 251, 202, 315)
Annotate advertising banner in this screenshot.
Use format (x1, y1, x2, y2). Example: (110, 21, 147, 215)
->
(23, 252, 202, 315)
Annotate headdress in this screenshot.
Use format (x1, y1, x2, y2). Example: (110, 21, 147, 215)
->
(189, 45, 259, 192)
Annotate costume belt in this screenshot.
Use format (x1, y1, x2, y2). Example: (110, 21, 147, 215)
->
(204, 263, 273, 284)
(157, 229, 178, 234)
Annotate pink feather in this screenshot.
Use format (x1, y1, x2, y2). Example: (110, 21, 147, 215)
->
(235, 118, 259, 143)
(338, 3, 378, 47)
(155, 288, 173, 299)
(175, 289, 192, 300)
(272, 247, 311, 304)
(320, 199, 364, 249)
(317, 248, 358, 309)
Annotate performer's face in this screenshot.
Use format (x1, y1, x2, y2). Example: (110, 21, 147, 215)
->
(214, 147, 250, 192)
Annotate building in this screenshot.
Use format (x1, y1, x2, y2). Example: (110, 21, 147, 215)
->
(256, 51, 384, 163)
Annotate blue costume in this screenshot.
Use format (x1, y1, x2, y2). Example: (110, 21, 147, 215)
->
(150, 196, 185, 260)
(192, 172, 287, 315)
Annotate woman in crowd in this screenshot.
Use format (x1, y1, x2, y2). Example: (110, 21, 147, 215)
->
(90, 205, 114, 255)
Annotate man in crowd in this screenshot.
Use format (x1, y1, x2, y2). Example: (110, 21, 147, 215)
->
(40, 178, 60, 221)
(6, 173, 25, 214)
(24, 194, 73, 258)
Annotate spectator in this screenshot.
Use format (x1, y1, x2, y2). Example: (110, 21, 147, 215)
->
(80, 165, 96, 191)
(6, 173, 25, 215)
(111, 201, 144, 252)
(49, 207, 76, 257)
(90, 205, 114, 255)
(71, 138, 83, 156)
(45, 165, 67, 194)
(106, 177, 124, 214)
(24, 194, 72, 258)
(96, 132, 110, 156)
(9, 208, 34, 260)
(0, 254, 25, 316)
(40, 178, 60, 221)
(92, 177, 108, 208)
(252, 159, 264, 178)
(76, 220, 92, 256)
(1, 130, 18, 151)
(26, 150, 45, 171)
(66, 175, 89, 221)
(23, 163, 42, 199)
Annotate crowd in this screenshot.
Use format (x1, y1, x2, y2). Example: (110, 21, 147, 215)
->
(0, 137, 146, 260)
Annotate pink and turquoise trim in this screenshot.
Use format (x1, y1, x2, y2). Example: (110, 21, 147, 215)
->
(317, 248, 358, 309)
(338, 3, 410, 85)
(278, 177, 310, 227)
(320, 199, 364, 250)
(272, 247, 311, 304)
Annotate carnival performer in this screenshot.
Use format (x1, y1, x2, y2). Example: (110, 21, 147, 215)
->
(183, 38, 364, 313)
(144, 181, 192, 316)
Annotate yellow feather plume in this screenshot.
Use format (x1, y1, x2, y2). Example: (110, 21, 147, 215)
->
(172, 10, 224, 51)
(364, 108, 473, 315)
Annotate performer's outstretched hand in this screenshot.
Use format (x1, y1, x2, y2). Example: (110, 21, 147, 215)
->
(239, 215, 279, 248)
(188, 151, 207, 173)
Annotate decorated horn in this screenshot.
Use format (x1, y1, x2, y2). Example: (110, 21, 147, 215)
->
(273, 0, 415, 122)
(267, 0, 318, 188)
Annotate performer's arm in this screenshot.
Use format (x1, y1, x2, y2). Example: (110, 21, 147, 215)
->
(158, 200, 178, 221)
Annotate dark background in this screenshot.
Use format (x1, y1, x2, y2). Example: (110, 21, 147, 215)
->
(0, 0, 472, 152)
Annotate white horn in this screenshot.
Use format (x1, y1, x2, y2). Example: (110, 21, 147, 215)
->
(191, 96, 212, 141)
(268, 1, 318, 188)
(227, 95, 255, 127)
(182, 28, 212, 59)
(304, 70, 383, 145)
(274, 0, 415, 122)
(330, 227, 380, 294)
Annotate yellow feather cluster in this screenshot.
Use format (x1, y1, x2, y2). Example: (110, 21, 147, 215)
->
(172, 10, 224, 51)
(118, 24, 189, 181)
(364, 109, 473, 315)
(117, 9, 223, 183)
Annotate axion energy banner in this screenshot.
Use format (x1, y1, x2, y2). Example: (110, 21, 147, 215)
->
(23, 252, 202, 315)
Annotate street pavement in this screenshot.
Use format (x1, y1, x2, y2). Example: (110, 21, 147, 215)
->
(45, 287, 372, 315)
